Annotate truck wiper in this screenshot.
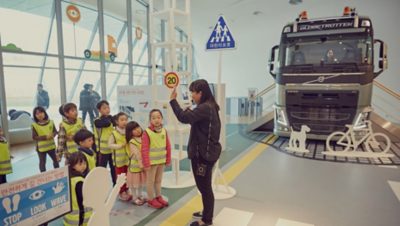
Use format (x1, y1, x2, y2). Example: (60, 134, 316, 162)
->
(286, 64, 315, 73)
(323, 62, 359, 72)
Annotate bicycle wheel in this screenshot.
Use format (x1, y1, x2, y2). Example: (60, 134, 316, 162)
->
(365, 133, 391, 153)
(326, 131, 351, 152)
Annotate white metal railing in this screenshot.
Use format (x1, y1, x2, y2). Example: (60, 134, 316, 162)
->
(372, 81, 400, 124)
(246, 84, 276, 122)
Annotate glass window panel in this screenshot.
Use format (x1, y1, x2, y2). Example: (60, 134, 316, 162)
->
(0, 0, 54, 53)
(4, 67, 39, 113)
(62, 1, 99, 58)
(132, 0, 149, 68)
(134, 67, 149, 85)
(104, 0, 127, 64)
(3, 53, 43, 67)
(39, 68, 62, 122)
(107, 66, 129, 112)
(65, 62, 101, 128)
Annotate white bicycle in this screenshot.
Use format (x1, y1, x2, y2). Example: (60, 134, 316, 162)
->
(325, 121, 391, 154)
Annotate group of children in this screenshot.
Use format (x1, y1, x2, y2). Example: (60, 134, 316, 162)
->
(0, 100, 172, 225)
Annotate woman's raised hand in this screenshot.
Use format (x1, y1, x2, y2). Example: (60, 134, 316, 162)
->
(170, 87, 177, 100)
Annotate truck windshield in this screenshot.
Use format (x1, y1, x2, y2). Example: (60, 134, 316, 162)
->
(282, 36, 372, 67)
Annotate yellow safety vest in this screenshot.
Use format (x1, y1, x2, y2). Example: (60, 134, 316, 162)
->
(81, 150, 96, 171)
(145, 128, 167, 165)
(63, 176, 92, 226)
(94, 120, 113, 155)
(61, 118, 84, 154)
(32, 120, 56, 152)
(128, 139, 142, 173)
(0, 141, 12, 175)
(111, 131, 128, 167)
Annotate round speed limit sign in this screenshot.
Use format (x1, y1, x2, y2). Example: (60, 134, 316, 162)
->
(164, 72, 179, 89)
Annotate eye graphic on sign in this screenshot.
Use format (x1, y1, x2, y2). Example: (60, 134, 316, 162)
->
(66, 5, 81, 23)
(29, 190, 46, 200)
(164, 72, 179, 89)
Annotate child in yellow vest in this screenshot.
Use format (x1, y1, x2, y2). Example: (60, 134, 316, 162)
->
(64, 152, 92, 226)
(93, 100, 116, 185)
(141, 109, 171, 209)
(0, 127, 12, 184)
(57, 103, 85, 161)
(126, 121, 146, 206)
(73, 129, 96, 172)
(108, 112, 131, 201)
(32, 106, 59, 172)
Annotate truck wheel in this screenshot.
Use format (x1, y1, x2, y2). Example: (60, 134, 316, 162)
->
(110, 53, 116, 62)
(84, 49, 91, 59)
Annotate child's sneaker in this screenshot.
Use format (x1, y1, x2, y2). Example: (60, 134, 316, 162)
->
(119, 191, 132, 201)
(147, 198, 163, 209)
(156, 196, 169, 207)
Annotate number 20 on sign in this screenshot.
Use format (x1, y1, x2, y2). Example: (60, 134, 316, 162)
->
(164, 72, 179, 89)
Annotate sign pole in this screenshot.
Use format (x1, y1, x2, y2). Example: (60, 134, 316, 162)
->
(206, 15, 236, 199)
(217, 51, 222, 94)
(217, 50, 225, 151)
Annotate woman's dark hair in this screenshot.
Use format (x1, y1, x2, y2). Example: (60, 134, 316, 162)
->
(149, 109, 163, 120)
(113, 112, 128, 125)
(73, 129, 94, 145)
(96, 100, 109, 110)
(125, 121, 141, 143)
(189, 79, 220, 111)
(67, 151, 88, 175)
(32, 106, 49, 123)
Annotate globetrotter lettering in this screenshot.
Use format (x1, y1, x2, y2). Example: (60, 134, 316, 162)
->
(298, 22, 354, 31)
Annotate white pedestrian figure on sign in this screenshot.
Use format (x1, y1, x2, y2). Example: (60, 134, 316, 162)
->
(285, 125, 310, 153)
(215, 21, 223, 42)
(83, 167, 126, 226)
(222, 25, 230, 42)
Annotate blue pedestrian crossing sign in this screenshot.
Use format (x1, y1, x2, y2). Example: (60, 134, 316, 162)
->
(206, 16, 236, 50)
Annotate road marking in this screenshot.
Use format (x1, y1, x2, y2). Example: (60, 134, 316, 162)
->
(388, 180, 400, 202)
(213, 208, 253, 226)
(275, 218, 314, 226)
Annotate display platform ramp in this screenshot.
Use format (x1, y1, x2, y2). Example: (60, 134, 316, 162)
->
(370, 111, 400, 142)
(246, 110, 274, 133)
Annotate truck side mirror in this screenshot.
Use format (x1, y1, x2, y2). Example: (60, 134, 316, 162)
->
(379, 42, 388, 70)
(269, 45, 279, 79)
(373, 39, 387, 78)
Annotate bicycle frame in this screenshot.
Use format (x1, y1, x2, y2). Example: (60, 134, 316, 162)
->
(323, 120, 393, 158)
(337, 123, 372, 150)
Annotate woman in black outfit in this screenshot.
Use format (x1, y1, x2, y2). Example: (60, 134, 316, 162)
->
(170, 79, 221, 226)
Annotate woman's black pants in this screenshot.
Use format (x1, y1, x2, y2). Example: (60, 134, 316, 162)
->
(191, 157, 216, 225)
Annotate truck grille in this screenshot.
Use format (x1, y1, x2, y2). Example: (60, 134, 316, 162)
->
(286, 90, 358, 135)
